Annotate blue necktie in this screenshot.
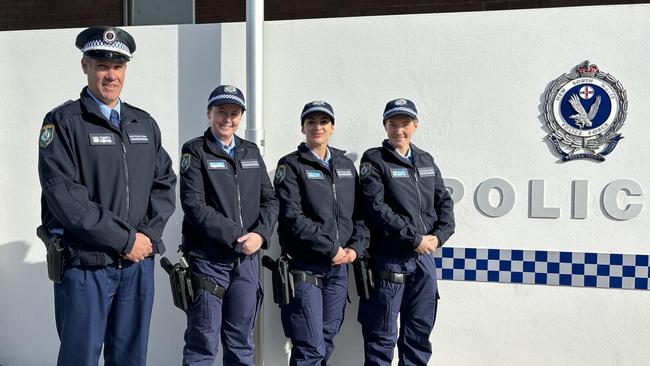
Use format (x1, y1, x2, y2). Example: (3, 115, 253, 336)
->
(110, 109, 120, 129)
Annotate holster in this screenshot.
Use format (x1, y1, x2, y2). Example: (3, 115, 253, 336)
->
(353, 256, 375, 300)
(36, 225, 65, 283)
(261, 255, 294, 306)
(160, 256, 195, 311)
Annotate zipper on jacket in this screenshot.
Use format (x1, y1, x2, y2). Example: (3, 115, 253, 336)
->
(121, 141, 130, 218)
(413, 169, 427, 232)
(234, 172, 244, 227)
(332, 182, 341, 244)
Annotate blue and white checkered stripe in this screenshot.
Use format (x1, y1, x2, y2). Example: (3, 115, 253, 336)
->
(433, 247, 650, 290)
(208, 94, 245, 107)
(301, 106, 334, 119)
(82, 40, 131, 57)
(383, 106, 417, 118)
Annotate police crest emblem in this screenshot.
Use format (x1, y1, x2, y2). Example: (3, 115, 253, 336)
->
(39, 124, 54, 148)
(180, 153, 191, 174)
(274, 164, 286, 183)
(224, 85, 237, 94)
(359, 162, 371, 179)
(543, 60, 627, 161)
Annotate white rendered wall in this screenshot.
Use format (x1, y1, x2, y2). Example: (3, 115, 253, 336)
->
(1, 4, 650, 365)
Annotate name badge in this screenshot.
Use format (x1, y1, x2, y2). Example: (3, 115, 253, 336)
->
(240, 159, 260, 169)
(89, 133, 115, 145)
(305, 170, 324, 180)
(335, 169, 353, 179)
(207, 160, 228, 170)
(128, 133, 150, 144)
(418, 167, 436, 177)
(390, 168, 410, 178)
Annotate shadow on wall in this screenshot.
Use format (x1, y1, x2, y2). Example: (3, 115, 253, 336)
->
(0, 241, 59, 366)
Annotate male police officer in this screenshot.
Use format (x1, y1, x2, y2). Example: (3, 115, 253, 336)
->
(357, 98, 455, 366)
(38, 26, 177, 365)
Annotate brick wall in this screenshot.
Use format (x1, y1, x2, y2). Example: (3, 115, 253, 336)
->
(1, 0, 648, 31)
(196, 0, 650, 23)
(0, 0, 122, 31)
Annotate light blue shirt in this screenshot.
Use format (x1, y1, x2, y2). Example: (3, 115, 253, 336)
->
(87, 89, 121, 123)
(396, 147, 412, 163)
(309, 146, 331, 169)
(212, 131, 236, 157)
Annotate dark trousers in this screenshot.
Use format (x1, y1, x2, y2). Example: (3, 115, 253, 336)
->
(183, 254, 262, 366)
(54, 257, 155, 366)
(358, 254, 439, 366)
(280, 264, 348, 366)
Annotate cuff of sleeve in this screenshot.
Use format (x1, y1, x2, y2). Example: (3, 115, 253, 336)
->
(234, 242, 245, 253)
(434, 230, 448, 247)
(122, 228, 137, 255)
(137, 224, 159, 244)
(328, 242, 341, 259)
(411, 234, 423, 249)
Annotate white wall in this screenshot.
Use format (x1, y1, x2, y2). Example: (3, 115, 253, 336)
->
(1, 4, 649, 365)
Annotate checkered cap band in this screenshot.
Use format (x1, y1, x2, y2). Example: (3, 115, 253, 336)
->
(208, 94, 246, 107)
(433, 247, 650, 291)
(82, 40, 131, 57)
(383, 106, 417, 119)
(301, 106, 334, 119)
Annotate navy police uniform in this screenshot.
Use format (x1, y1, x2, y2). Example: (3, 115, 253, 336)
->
(274, 101, 369, 366)
(357, 99, 455, 366)
(38, 27, 177, 366)
(180, 85, 279, 365)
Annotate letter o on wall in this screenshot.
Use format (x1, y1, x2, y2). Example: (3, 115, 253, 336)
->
(602, 179, 643, 221)
(474, 178, 515, 217)
(444, 178, 464, 203)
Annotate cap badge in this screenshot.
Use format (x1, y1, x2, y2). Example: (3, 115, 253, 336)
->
(224, 85, 237, 93)
(395, 99, 407, 106)
(103, 29, 116, 44)
(312, 101, 326, 106)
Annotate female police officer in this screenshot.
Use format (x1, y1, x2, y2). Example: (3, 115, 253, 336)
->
(179, 85, 278, 365)
(357, 98, 455, 366)
(273, 101, 369, 366)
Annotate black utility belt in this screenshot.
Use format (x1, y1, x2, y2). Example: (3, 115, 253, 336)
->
(377, 271, 407, 284)
(291, 271, 323, 289)
(192, 275, 227, 299)
(160, 256, 229, 312)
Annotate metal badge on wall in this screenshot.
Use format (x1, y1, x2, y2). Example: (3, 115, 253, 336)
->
(543, 61, 627, 161)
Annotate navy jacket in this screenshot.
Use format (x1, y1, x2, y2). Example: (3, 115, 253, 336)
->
(360, 140, 455, 257)
(180, 130, 278, 260)
(274, 143, 369, 272)
(38, 88, 177, 267)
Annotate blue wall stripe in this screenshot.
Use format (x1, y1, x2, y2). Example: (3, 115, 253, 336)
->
(433, 247, 650, 290)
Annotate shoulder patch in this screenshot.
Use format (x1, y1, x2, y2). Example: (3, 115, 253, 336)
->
(359, 162, 372, 179)
(180, 153, 192, 174)
(39, 124, 55, 148)
(274, 164, 286, 183)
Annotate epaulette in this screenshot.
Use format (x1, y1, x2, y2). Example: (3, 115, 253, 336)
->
(182, 136, 204, 150)
(122, 102, 151, 118)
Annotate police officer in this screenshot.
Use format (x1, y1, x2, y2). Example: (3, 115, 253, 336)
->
(274, 101, 369, 366)
(37, 27, 177, 365)
(357, 98, 455, 366)
(179, 85, 279, 365)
